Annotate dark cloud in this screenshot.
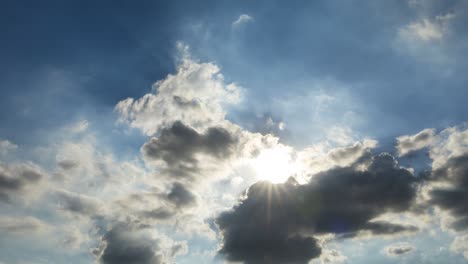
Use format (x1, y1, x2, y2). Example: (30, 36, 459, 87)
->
(140, 208, 175, 220)
(95, 223, 164, 264)
(216, 153, 419, 263)
(163, 182, 197, 208)
(54, 190, 101, 216)
(427, 154, 468, 231)
(0, 163, 43, 203)
(384, 244, 415, 256)
(142, 121, 237, 180)
(57, 159, 79, 170)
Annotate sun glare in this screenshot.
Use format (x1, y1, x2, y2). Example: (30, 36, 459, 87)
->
(251, 146, 297, 184)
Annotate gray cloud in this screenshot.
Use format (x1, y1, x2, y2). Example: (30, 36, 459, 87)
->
(162, 182, 197, 209)
(95, 223, 165, 264)
(142, 121, 237, 180)
(427, 154, 468, 231)
(216, 153, 419, 263)
(140, 208, 175, 220)
(396, 128, 435, 156)
(384, 243, 415, 256)
(0, 163, 44, 203)
(94, 222, 185, 264)
(57, 159, 79, 170)
(54, 189, 102, 216)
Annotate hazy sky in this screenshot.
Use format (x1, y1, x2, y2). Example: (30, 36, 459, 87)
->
(1, 1, 468, 263)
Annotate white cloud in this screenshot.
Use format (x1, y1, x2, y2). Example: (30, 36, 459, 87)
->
(403, 19, 443, 41)
(115, 45, 242, 136)
(399, 13, 454, 42)
(429, 125, 468, 169)
(451, 234, 468, 259)
(396, 128, 436, 156)
(320, 249, 347, 263)
(232, 14, 253, 28)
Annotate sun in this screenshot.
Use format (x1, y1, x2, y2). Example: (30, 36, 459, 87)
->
(250, 146, 297, 184)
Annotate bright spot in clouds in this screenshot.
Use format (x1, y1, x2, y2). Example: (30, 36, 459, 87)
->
(250, 146, 297, 184)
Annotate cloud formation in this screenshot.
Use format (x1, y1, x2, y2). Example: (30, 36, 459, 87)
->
(232, 14, 253, 28)
(384, 243, 415, 256)
(0, 162, 44, 203)
(397, 128, 436, 156)
(216, 153, 419, 263)
(115, 46, 241, 136)
(94, 222, 184, 264)
(142, 121, 238, 181)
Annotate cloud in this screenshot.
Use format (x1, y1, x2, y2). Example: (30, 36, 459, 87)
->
(94, 223, 165, 264)
(415, 127, 468, 238)
(384, 243, 415, 256)
(451, 234, 468, 259)
(0, 216, 49, 235)
(399, 13, 454, 42)
(396, 128, 436, 156)
(216, 153, 419, 263)
(232, 14, 253, 28)
(0, 162, 45, 203)
(321, 249, 347, 263)
(115, 46, 241, 136)
(65, 119, 89, 134)
(141, 121, 238, 181)
(54, 189, 103, 217)
(57, 159, 79, 170)
(163, 182, 197, 208)
(401, 19, 444, 41)
(426, 154, 468, 231)
(296, 139, 377, 177)
(94, 222, 186, 264)
(0, 139, 17, 157)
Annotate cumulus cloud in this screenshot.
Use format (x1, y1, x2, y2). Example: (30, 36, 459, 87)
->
(141, 121, 238, 182)
(396, 128, 436, 156)
(296, 139, 378, 177)
(414, 127, 468, 237)
(115, 45, 241, 136)
(408, 126, 468, 259)
(0, 162, 45, 203)
(384, 243, 415, 256)
(93, 222, 186, 264)
(232, 14, 253, 28)
(216, 153, 419, 263)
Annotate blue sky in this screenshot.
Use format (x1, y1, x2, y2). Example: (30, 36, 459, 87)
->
(1, 1, 468, 263)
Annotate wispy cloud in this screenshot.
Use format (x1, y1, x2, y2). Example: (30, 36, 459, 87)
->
(232, 14, 253, 28)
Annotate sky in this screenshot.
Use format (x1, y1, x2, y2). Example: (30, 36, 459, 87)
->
(1, 0, 468, 263)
